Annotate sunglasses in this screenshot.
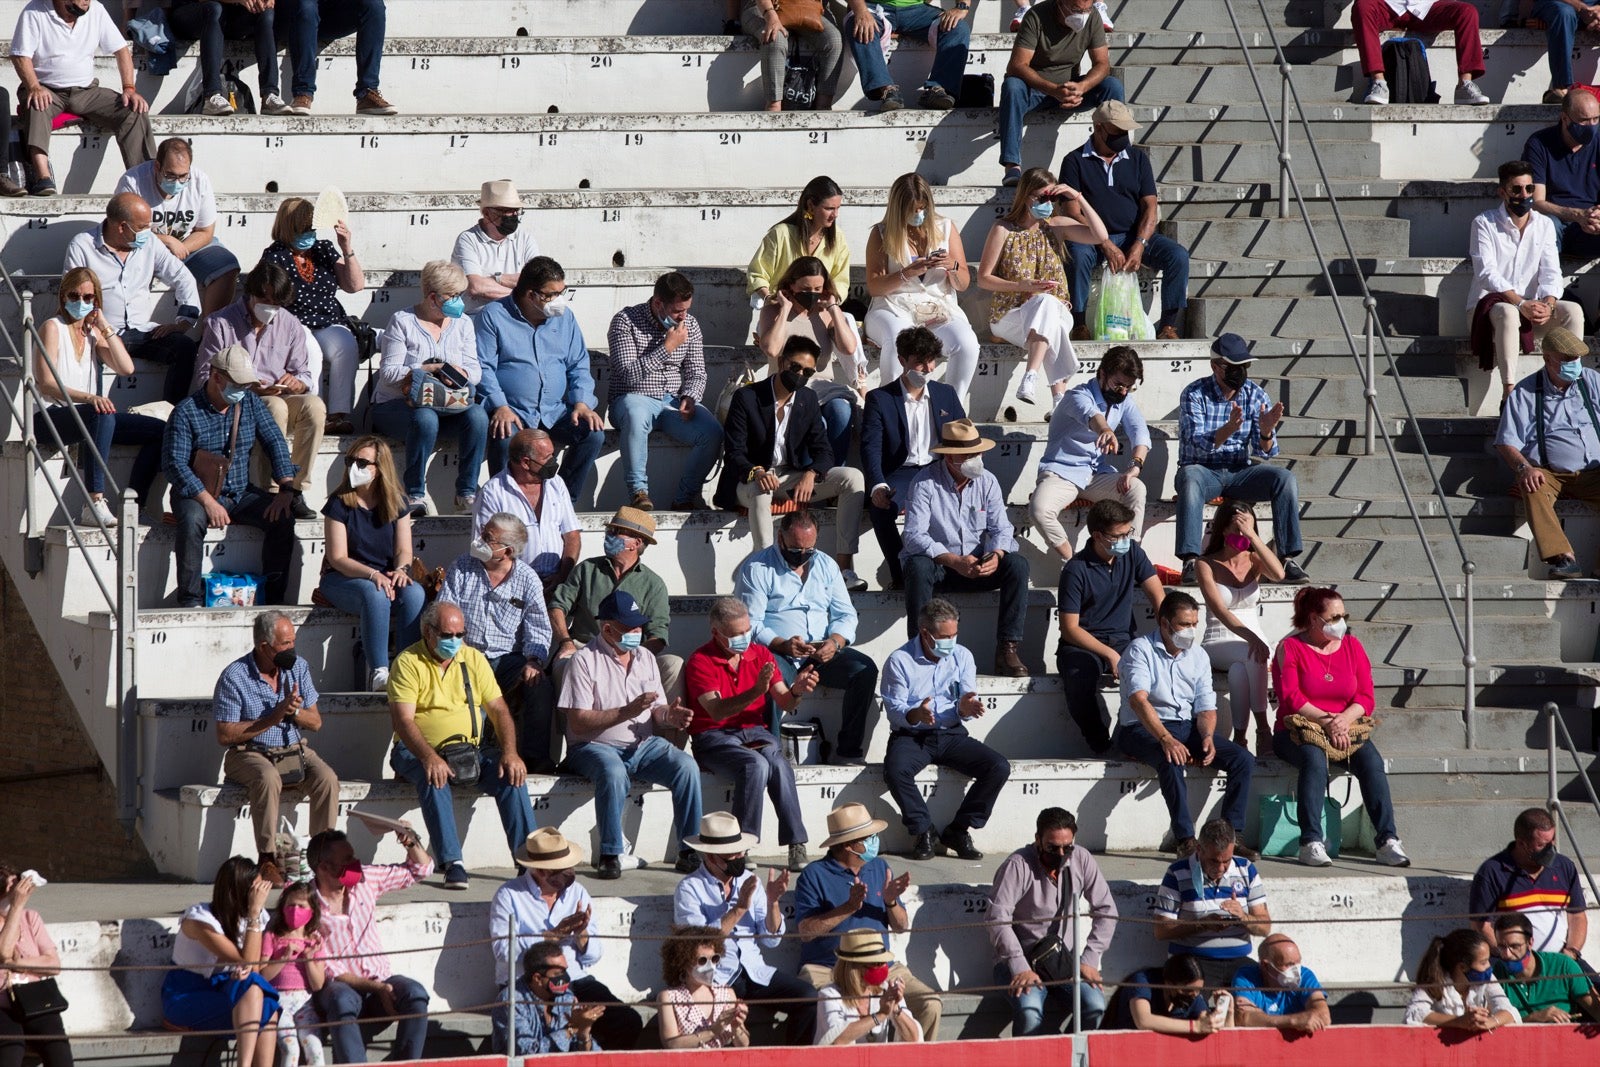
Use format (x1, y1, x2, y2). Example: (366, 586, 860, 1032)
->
(1039, 842, 1075, 856)
(784, 364, 817, 378)
(695, 953, 725, 966)
(346, 457, 376, 469)
(65, 291, 95, 301)
(435, 630, 467, 639)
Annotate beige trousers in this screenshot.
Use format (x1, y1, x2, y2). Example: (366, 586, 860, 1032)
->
(737, 465, 866, 554)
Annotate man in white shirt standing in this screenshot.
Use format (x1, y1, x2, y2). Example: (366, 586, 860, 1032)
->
(115, 138, 241, 319)
(1469, 160, 1584, 403)
(1351, 0, 1490, 105)
(454, 179, 541, 315)
(9, 0, 155, 196)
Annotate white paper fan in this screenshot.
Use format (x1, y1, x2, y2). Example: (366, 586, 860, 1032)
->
(312, 186, 348, 231)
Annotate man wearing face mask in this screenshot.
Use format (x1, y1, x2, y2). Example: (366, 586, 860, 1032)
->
(1471, 808, 1593, 963)
(606, 271, 722, 512)
(1495, 329, 1600, 580)
(1527, 90, 1600, 259)
(492, 942, 606, 1055)
(1230, 934, 1330, 1033)
(1116, 593, 1257, 858)
(162, 345, 299, 608)
(1490, 912, 1600, 1022)
(1175, 334, 1306, 585)
(900, 418, 1032, 677)
(66, 192, 201, 404)
(212, 611, 340, 888)
(474, 428, 582, 592)
(454, 179, 541, 315)
(116, 139, 240, 319)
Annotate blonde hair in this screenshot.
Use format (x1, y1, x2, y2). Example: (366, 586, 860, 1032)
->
(881, 173, 941, 266)
(56, 266, 103, 320)
(420, 259, 467, 299)
(830, 959, 879, 1001)
(1002, 167, 1058, 227)
(270, 197, 315, 247)
(332, 435, 405, 525)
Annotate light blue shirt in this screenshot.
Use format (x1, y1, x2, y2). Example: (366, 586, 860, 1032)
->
(881, 637, 976, 731)
(1118, 630, 1216, 727)
(1040, 379, 1151, 487)
(487, 872, 602, 978)
(673, 867, 784, 985)
(1495, 366, 1600, 474)
(733, 544, 859, 650)
(900, 461, 1019, 561)
(475, 296, 596, 428)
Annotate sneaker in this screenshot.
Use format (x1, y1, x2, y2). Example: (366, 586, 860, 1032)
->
(1549, 557, 1584, 580)
(28, 175, 56, 197)
(369, 667, 390, 692)
(1298, 841, 1333, 867)
(1280, 559, 1311, 584)
(841, 568, 868, 593)
(202, 93, 235, 116)
(407, 495, 434, 517)
(919, 84, 956, 110)
(1002, 164, 1023, 188)
(631, 489, 654, 511)
(260, 92, 294, 115)
(1362, 79, 1390, 106)
(289, 93, 314, 115)
(443, 862, 469, 889)
(355, 89, 398, 115)
(1010, 1, 1031, 30)
(616, 853, 648, 871)
(1179, 558, 1197, 585)
(1095, 0, 1115, 29)
(453, 493, 476, 514)
(879, 86, 905, 113)
(1455, 80, 1490, 105)
(787, 843, 809, 871)
(1016, 369, 1039, 404)
(290, 491, 316, 521)
(1376, 838, 1412, 867)
(81, 498, 118, 528)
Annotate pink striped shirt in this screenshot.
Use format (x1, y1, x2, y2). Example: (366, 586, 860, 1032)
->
(314, 859, 432, 980)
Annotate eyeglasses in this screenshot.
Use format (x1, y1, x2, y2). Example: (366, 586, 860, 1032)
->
(784, 364, 817, 379)
(65, 290, 95, 300)
(1321, 613, 1350, 624)
(346, 457, 376, 469)
(1506, 184, 1535, 194)
(533, 287, 567, 300)
(695, 953, 725, 966)
(158, 170, 189, 183)
(435, 630, 467, 639)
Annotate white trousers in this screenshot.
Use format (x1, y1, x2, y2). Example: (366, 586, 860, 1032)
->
(866, 306, 980, 408)
(992, 294, 1079, 385)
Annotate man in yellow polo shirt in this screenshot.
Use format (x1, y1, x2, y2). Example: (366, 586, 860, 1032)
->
(388, 600, 535, 890)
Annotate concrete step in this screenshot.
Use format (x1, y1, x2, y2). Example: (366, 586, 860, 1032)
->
(1191, 293, 1441, 338)
(1161, 216, 1410, 259)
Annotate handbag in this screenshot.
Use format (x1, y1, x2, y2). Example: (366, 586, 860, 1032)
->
(10, 977, 68, 1021)
(783, 44, 819, 110)
(345, 316, 380, 363)
(434, 661, 482, 785)
(192, 400, 243, 500)
(1284, 713, 1379, 761)
(1259, 791, 1342, 858)
(408, 363, 474, 411)
(773, 0, 825, 32)
(717, 361, 761, 423)
(1023, 862, 1077, 985)
(258, 741, 307, 787)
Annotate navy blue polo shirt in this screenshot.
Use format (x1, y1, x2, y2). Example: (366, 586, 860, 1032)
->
(1525, 124, 1600, 210)
(1059, 141, 1157, 236)
(793, 855, 893, 968)
(1059, 542, 1156, 647)
(1107, 969, 1208, 1029)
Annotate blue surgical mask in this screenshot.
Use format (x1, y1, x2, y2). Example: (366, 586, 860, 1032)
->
(440, 295, 466, 319)
(618, 630, 643, 652)
(220, 383, 250, 406)
(1502, 955, 1526, 975)
(159, 177, 188, 197)
(659, 314, 677, 331)
(1108, 535, 1132, 556)
(1466, 965, 1495, 984)
(931, 636, 957, 658)
(1560, 359, 1584, 383)
(130, 228, 151, 250)
(1029, 201, 1055, 220)
(909, 209, 927, 227)
(603, 533, 629, 558)
(64, 299, 93, 322)
(434, 636, 464, 660)
(291, 231, 317, 252)
(858, 835, 880, 862)
(726, 630, 752, 652)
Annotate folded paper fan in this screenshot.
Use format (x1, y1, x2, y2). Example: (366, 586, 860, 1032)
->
(312, 186, 348, 231)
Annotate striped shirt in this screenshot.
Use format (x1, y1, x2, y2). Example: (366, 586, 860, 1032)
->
(313, 858, 433, 981)
(1470, 845, 1587, 953)
(1176, 375, 1280, 469)
(604, 302, 707, 404)
(1152, 854, 1267, 959)
(438, 553, 553, 663)
(211, 652, 320, 749)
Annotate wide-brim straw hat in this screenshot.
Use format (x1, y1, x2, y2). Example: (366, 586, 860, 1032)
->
(820, 802, 889, 848)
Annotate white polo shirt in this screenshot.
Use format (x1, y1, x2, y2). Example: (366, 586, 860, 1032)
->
(63, 224, 201, 334)
(11, 0, 128, 89)
(451, 222, 540, 314)
(114, 161, 220, 241)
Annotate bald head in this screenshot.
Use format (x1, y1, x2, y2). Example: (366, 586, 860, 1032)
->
(105, 193, 153, 253)
(1260, 934, 1300, 968)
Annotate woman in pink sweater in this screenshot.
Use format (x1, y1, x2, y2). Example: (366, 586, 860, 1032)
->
(1271, 587, 1410, 870)
(0, 863, 72, 1067)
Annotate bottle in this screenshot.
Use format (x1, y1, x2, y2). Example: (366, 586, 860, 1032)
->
(1210, 991, 1232, 1028)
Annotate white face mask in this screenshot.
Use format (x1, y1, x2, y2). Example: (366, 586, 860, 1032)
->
(1322, 619, 1349, 640)
(541, 293, 571, 317)
(1066, 9, 1092, 31)
(469, 537, 495, 563)
(348, 464, 375, 489)
(958, 456, 985, 480)
(1169, 625, 1198, 651)
(1271, 962, 1303, 988)
(251, 303, 279, 326)
(692, 961, 718, 982)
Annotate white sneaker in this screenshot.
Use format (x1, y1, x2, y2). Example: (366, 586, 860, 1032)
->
(1095, 0, 1114, 29)
(1016, 369, 1040, 403)
(81, 498, 118, 528)
(1363, 79, 1390, 106)
(260, 93, 293, 115)
(1297, 841, 1333, 867)
(369, 667, 390, 692)
(1009, 1, 1030, 30)
(616, 853, 647, 870)
(1376, 838, 1412, 867)
(1455, 80, 1490, 105)
(202, 93, 236, 116)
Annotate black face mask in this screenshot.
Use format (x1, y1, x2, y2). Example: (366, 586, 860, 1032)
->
(792, 292, 821, 309)
(1104, 131, 1132, 154)
(272, 648, 298, 671)
(535, 458, 560, 481)
(1530, 842, 1557, 866)
(722, 856, 749, 878)
(1507, 197, 1533, 217)
(496, 213, 521, 235)
(1101, 385, 1127, 407)
(779, 368, 811, 392)
(1221, 364, 1248, 390)
(545, 970, 571, 995)
(780, 545, 815, 569)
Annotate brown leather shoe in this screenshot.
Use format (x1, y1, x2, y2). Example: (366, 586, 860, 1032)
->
(1070, 323, 1093, 342)
(1233, 842, 1261, 862)
(0, 174, 24, 197)
(1157, 325, 1182, 340)
(631, 489, 654, 511)
(257, 856, 287, 888)
(994, 639, 1029, 678)
(289, 93, 314, 115)
(355, 89, 398, 115)
(1174, 837, 1199, 859)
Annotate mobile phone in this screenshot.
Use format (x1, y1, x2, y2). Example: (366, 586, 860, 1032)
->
(977, 551, 997, 565)
(799, 654, 824, 672)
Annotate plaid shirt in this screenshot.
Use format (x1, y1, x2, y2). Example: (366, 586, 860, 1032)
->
(1176, 375, 1280, 469)
(604, 302, 706, 405)
(314, 858, 432, 981)
(437, 553, 553, 663)
(211, 652, 320, 749)
(162, 390, 295, 500)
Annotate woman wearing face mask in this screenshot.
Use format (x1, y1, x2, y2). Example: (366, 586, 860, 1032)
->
(1271, 587, 1409, 869)
(757, 255, 868, 467)
(1406, 928, 1520, 1029)
(32, 266, 165, 527)
(317, 437, 423, 691)
(261, 197, 365, 435)
(1105, 953, 1226, 1034)
(371, 259, 487, 513)
(1195, 501, 1284, 756)
(865, 173, 979, 407)
(978, 167, 1108, 405)
(658, 926, 751, 1049)
(0, 864, 72, 1067)
(748, 177, 850, 306)
(815, 930, 924, 1045)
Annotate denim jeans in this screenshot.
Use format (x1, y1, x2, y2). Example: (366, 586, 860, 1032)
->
(997, 75, 1124, 168)
(317, 570, 424, 671)
(607, 392, 723, 501)
(389, 740, 536, 867)
(277, 0, 386, 97)
(993, 960, 1107, 1035)
(1175, 463, 1302, 559)
(1271, 729, 1398, 846)
(313, 972, 428, 1064)
(485, 407, 606, 504)
(883, 727, 1010, 836)
(168, 0, 279, 97)
(775, 647, 879, 759)
(1056, 633, 1133, 754)
(1067, 231, 1191, 328)
(35, 405, 164, 502)
(370, 397, 489, 500)
(902, 551, 1030, 642)
(847, 1, 969, 96)
(1532, 0, 1600, 87)
(692, 726, 807, 845)
(171, 486, 295, 607)
(819, 394, 855, 473)
(1115, 719, 1254, 842)
(565, 735, 703, 857)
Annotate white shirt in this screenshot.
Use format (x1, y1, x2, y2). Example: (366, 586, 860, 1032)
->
(1382, 0, 1436, 15)
(1403, 981, 1519, 1025)
(904, 389, 933, 466)
(10, 0, 128, 87)
(114, 161, 220, 241)
(171, 902, 270, 977)
(772, 393, 793, 467)
(1466, 206, 1565, 311)
(815, 985, 923, 1046)
(471, 468, 579, 577)
(64, 224, 201, 334)
(486, 873, 602, 980)
(451, 222, 541, 315)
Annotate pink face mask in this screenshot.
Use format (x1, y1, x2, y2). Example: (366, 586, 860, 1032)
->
(863, 964, 892, 986)
(283, 904, 313, 929)
(337, 864, 364, 889)
(1225, 533, 1252, 552)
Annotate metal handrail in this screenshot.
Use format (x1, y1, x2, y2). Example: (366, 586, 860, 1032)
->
(1544, 703, 1600, 908)
(1218, 0, 1480, 743)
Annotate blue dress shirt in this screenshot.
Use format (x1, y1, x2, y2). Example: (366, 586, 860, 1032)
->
(488, 872, 602, 978)
(1040, 379, 1151, 487)
(673, 867, 784, 985)
(1117, 630, 1217, 727)
(211, 652, 319, 749)
(733, 544, 859, 650)
(881, 637, 977, 731)
(475, 296, 596, 428)
(901, 461, 1019, 562)
(1495, 366, 1600, 474)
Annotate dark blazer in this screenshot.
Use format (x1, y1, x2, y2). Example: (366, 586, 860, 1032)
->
(861, 378, 965, 490)
(713, 378, 833, 510)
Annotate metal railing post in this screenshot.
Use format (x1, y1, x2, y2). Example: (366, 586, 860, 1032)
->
(1547, 702, 1559, 807)
(1278, 61, 1292, 219)
(1364, 302, 1377, 457)
(1463, 561, 1476, 749)
(116, 489, 139, 835)
(20, 287, 42, 575)
(1543, 701, 1600, 907)
(505, 914, 518, 1062)
(1069, 887, 1088, 1066)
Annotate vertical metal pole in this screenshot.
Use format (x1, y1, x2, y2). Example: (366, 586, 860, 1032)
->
(1277, 62, 1292, 219)
(1364, 303, 1377, 457)
(1547, 703, 1560, 813)
(1069, 888, 1087, 1066)
(20, 288, 38, 545)
(1463, 562, 1477, 749)
(116, 490, 139, 834)
(505, 914, 518, 1061)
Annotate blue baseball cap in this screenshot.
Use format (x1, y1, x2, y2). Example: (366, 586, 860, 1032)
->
(597, 590, 651, 629)
(1210, 333, 1255, 365)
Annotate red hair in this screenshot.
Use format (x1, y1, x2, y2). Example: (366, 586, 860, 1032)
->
(1291, 587, 1342, 630)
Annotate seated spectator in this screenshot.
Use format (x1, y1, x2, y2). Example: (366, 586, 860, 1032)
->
(318, 437, 423, 691)
(166, 0, 287, 115)
(1151, 819, 1271, 990)
(606, 271, 722, 512)
(756, 256, 868, 470)
(558, 591, 702, 880)
(478, 257, 605, 501)
(1175, 334, 1307, 583)
(276, 0, 394, 115)
(748, 177, 850, 304)
(116, 138, 240, 317)
(0, 865, 71, 1067)
(659, 925, 752, 1049)
(260, 197, 365, 434)
(796, 803, 941, 1037)
(213, 611, 339, 888)
(684, 599, 816, 871)
(474, 428, 581, 591)
(196, 260, 322, 521)
(493, 943, 606, 1055)
(901, 419, 1032, 677)
(842, 0, 968, 111)
(1231, 933, 1330, 1033)
(1105, 954, 1225, 1034)
(1494, 328, 1600, 580)
(1471, 807, 1592, 959)
(1352, 0, 1489, 104)
(488, 828, 644, 1051)
(676, 812, 817, 1044)
(881, 597, 1012, 862)
(865, 174, 978, 404)
(65, 191, 201, 405)
(9, 0, 155, 196)
(371, 259, 487, 513)
(1030, 346, 1149, 562)
(863, 327, 966, 590)
(33, 266, 164, 527)
(715, 336, 867, 581)
(739, 1, 843, 110)
(734, 509, 878, 762)
(998, 0, 1123, 187)
(0, 90, 23, 196)
(306, 828, 432, 1062)
(1528, 90, 1600, 257)
(257, 882, 326, 1067)
(1196, 502, 1282, 755)
(455, 180, 541, 316)
(989, 806, 1118, 1034)
(1493, 912, 1600, 1022)
(162, 345, 299, 607)
(386, 601, 534, 889)
(1405, 928, 1520, 1029)
(161, 858, 280, 1067)
(978, 169, 1105, 404)
(815, 931, 926, 1044)
(1060, 102, 1189, 340)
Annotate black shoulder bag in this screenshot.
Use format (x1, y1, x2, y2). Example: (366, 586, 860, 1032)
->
(1023, 861, 1077, 985)
(435, 661, 482, 784)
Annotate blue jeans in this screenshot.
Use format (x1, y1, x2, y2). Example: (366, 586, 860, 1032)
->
(35, 404, 164, 502)
(993, 961, 1106, 1035)
(1533, 0, 1600, 86)
(847, 1, 969, 96)
(389, 740, 535, 867)
(484, 406, 605, 504)
(168, 0, 279, 96)
(998, 75, 1125, 168)
(1115, 719, 1254, 842)
(692, 726, 807, 845)
(565, 735, 702, 857)
(317, 569, 424, 671)
(370, 397, 489, 500)
(1068, 231, 1190, 328)
(277, 0, 386, 98)
(1552, 215, 1600, 260)
(819, 395, 854, 471)
(1175, 463, 1302, 559)
(608, 392, 723, 501)
(313, 972, 428, 1064)
(1271, 729, 1398, 846)
(171, 485, 295, 607)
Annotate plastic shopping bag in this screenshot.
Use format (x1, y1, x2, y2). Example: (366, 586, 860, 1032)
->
(1089, 267, 1155, 342)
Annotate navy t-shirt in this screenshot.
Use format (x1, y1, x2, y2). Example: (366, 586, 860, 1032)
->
(1059, 542, 1156, 646)
(321, 495, 400, 571)
(1524, 124, 1600, 210)
(1105, 969, 1208, 1030)
(1059, 142, 1157, 236)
